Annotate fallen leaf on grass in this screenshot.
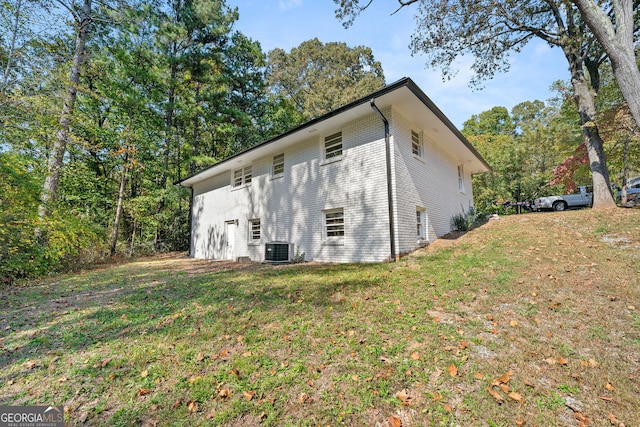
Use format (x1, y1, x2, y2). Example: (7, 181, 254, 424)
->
(607, 413, 623, 425)
(243, 390, 256, 401)
(24, 360, 37, 369)
(171, 398, 182, 409)
(138, 388, 151, 397)
(474, 372, 484, 380)
(510, 320, 519, 327)
(395, 389, 413, 406)
(515, 419, 526, 426)
(388, 415, 402, 427)
(557, 357, 569, 365)
(140, 369, 149, 378)
(574, 411, 589, 427)
(410, 351, 420, 360)
(447, 364, 458, 377)
(218, 388, 232, 398)
(298, 393, 313, 404)
(196, 352, 205, 362)
(486, 386, 504, 403)
(492, 370, 513, 386)
(598, 396, 614, 402)
(205, 408, 216, 419)
(508, 392, 524, 403)
(443, 403, 453, 413)
(605, 382, 615, 391)
(186, 400, 198, 413)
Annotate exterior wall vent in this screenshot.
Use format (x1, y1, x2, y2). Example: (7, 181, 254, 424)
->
(264, 242, 293, 262)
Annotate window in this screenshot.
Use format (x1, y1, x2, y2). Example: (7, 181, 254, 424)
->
(324, 208, 344, 238)
(416, 209, 423, 238)
(233, 165, 252, 187)
(324, 132, 343, 160)
(411, 130, 423, 157)
(272, 153, 284, 176)
(457, 164, 465, 192)
(249, 219, 260, 242)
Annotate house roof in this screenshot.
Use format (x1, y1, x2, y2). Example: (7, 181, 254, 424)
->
(178, 77, 491, 187)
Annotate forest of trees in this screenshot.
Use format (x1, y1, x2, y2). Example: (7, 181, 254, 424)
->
(1, 0, 638, 284)
(0, 0, 386, 284)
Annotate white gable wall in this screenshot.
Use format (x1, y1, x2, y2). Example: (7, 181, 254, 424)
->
(190, 111, 393, 263)
(390, 108, 475, 255)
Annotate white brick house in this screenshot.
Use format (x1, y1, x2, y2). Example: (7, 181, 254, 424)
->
(179, 78, 490, 263)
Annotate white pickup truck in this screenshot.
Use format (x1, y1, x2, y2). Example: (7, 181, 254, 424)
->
(534, 185, 593, 211)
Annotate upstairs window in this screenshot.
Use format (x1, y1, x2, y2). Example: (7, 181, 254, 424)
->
(272, 153, 285, 176)
(411, 130, 423, 158)
(457, 164, 465, 192)
(324, 132, 343, 160)
(233, 165, 252, 187)
(324, 208, 345, 238)
(249, 219, 261, 242)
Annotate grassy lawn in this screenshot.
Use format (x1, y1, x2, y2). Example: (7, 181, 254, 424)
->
(1, 209, 639, 426)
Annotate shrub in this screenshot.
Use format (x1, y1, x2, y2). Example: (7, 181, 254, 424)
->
(450, 204, 476, 232)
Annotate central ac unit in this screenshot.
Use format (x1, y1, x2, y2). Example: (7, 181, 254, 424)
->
(265, 242, 293, 262)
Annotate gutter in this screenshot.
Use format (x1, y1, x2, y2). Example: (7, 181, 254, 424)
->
(370, 99, 397, 262)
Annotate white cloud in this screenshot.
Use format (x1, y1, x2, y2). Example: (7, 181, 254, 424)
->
(278, 0, 302, 11)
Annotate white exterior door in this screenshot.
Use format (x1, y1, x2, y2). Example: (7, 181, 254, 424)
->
(225, 221, 236, 260)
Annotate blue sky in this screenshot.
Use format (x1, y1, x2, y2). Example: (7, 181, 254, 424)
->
(228, 0, 570, 128)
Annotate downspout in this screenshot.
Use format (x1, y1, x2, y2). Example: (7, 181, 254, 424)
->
(370, 99, 397, 262)
(187, 186, 194, 257)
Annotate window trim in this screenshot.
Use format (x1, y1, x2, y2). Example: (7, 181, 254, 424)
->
(322, 131, 343, 164)
(416, 207, 426, 240)
(411, 130, 424, 159)
(272, 153, 284, 178)
(232, 165, 252, 188)
(248, 218, 261, 244)
(323, 207, 345, 244)
(457, 164, 465, 193)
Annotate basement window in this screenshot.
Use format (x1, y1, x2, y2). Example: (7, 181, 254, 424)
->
(249, 219, 261, 243)
(324, 208, 345, 240)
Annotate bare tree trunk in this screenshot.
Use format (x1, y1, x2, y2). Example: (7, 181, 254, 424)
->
(160, 45, 177, 190)
(564, 47, 616, 209)
(129, 217, 136, 257)
(190, 83, 200, 174)
(572, 0, 640, 130)
(38, 0, 92, 222)
(110, 153, 127, 257)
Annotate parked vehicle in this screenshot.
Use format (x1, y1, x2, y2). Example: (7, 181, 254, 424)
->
(534, 186, 593, 211)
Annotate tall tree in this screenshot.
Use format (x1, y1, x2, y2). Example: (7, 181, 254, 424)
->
(266, 38, 385, 120)
(570, 0, 640, 130)
(38, 0, 92, 224)
(335, 0, 617, 209)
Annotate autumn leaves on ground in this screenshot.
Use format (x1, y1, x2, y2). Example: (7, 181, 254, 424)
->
(1, 209, 639, 426)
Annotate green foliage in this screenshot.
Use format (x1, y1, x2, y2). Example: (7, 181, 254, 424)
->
(464, 99, 581, 216)
(450, 204, 476, 232)
(0, 153, 103, 285)
(266, 37, 386, 120)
